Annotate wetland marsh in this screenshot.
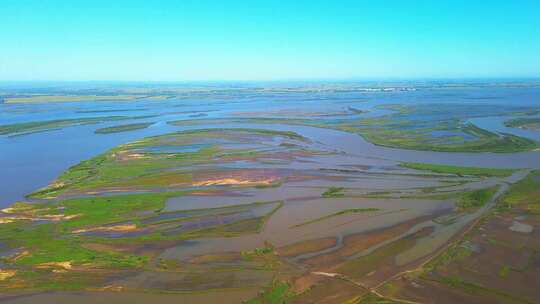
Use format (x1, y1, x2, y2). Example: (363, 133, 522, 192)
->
(1, 82, 539, 303)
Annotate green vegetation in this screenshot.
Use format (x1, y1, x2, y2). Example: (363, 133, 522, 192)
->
(424, 241, 473, 272)
(348, 122, 537, 153)
(29, 128, 308, 198)
(0, 128, 312, 292)
(0, 193, 170, 267)
(242, 243, 275, 260)
(456, 186, 499, 210)
(499, 265, 511, 278)
(0, 116, 153, 136)
(501, 170, 540, 213)
(229, 128, 307, 141)
(0, 195, 165, 276)
(169, 104, 540, 153)
(322, 186, 345, 197)
(504, 118, 540, 128)
(400, 162, 515, 177)
(0, 194, 281, 290)
(95, 122, 154, 134)
(293, 208, 380, 228)
(245, 281, 293, 304)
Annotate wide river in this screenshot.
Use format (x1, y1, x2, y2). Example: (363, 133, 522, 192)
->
(1, 86, 540, 208)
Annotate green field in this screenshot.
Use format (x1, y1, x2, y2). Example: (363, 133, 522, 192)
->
(502, 170, 540, 212)
(322, 186, 346, 197)
(95, 122, 154, 134)
(0, 116, 154, 136)
(400, 162, 515, 177)
(456, 186, 499, 210)
(504, 117, 540, 128)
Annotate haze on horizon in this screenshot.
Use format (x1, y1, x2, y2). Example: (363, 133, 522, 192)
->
(1, 0, 539, 82)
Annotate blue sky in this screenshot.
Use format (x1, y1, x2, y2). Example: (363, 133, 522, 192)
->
(1, 0, 539, 81)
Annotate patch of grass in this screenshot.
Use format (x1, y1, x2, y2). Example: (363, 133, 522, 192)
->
(94, 122, 154, 134)
(242, 245, 274, 259)
(504, 118, 540, 128)
(502, 170, 540, 213)
(0, 195, 284, 291)
(0, 192, 177, 270)
(400, 162, 515, 177)
(456, 186, 499, 211)
(56, 192, 175, 228)
(245, 280, 292, 304)
(425, 242, 473, 272)
(0, 221, 147, 269)
(241, 242, 281, 270)
(322, 186, 345, 198)
(0, 116, 149, 136)
(499, 265, 511, 278)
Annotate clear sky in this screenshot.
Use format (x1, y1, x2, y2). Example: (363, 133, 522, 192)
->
(1, 0, 539, 81)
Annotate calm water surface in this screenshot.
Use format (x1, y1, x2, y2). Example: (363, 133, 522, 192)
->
(1, 87, 540, 208)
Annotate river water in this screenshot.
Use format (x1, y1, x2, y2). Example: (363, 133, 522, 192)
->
(1, 86, 540, 208)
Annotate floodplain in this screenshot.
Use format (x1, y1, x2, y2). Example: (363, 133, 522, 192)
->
(0, 82, 539, 303)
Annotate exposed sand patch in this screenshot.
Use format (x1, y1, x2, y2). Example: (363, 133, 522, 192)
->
(0, 218, 14, 224)
(0, 206, 39, 214)
(42, 213, 81, 221)
(73, 224, 138, 234)
(37, 261, 73, 271)
(50, 181, 65, 188)
(0, 213, 80, 224)
(311, 271, 340, 278)
(95, 285, 126, 292)
(193, 177, 277, 187)
(114, 152, 148, 161)
(1, 208, 18, 214)
(12, 250, 30, 261)
(0, 269, 16, 281)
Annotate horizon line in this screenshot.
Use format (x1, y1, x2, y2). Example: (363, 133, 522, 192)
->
(1, 76, 540, 84)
